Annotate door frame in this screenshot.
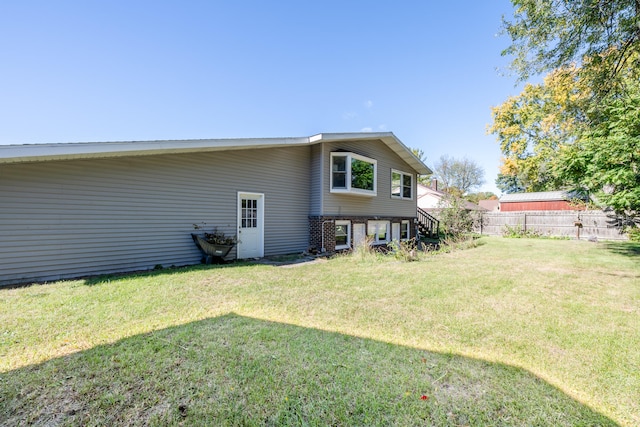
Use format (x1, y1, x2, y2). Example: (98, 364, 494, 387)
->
(237, 192, 265, 259)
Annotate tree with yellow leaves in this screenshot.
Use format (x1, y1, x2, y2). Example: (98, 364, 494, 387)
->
(488, 66, 588, 192)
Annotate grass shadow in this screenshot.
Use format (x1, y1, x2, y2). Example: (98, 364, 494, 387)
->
(80, 254, 320, 287)
(81, 261, 257, 286)
(0, 314, 618, 426)
(601, 241, 640, 258)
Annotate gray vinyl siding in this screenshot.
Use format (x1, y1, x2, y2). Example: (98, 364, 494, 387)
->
(309, 143, 323, 215)
(320, 139, 419, 217)
(0, 146, 310, 285)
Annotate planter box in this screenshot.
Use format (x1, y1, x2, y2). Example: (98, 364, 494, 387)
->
(191, 233, 235, 263)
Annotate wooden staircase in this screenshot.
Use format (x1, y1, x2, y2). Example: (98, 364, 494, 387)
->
(417, 208, 439, 239)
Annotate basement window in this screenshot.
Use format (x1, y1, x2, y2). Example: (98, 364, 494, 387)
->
(335, 220, 351, 250)
(368, 220, 390, 245)
(401, 220, 410, 240)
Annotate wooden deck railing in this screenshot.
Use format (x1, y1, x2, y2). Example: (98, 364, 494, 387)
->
(417, 208, 439, 238)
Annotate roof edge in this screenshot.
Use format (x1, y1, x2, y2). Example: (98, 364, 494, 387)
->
(309, 132, 431, 175)
(0, 136, 311, 164)
(0, 133, 432, 175)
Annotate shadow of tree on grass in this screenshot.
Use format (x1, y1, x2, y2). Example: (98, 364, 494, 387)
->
(0, 314, 618, 426)
(601, 241, 640, 258)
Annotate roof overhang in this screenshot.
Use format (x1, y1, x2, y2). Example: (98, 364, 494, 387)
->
(310, 132, 431, 175)
(0, 132, 432, 175)
(0, 137, 310, 164)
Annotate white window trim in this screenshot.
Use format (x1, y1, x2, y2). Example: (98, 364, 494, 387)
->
(400, 220, 410, 241)
(335, 220, 351, 250)
(330, 152, 377, 197)
(391, 169, 414, 200)
(367, 220, 390, 245)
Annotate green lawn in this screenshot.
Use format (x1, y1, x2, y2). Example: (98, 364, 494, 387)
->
(1, 237, 638, 426)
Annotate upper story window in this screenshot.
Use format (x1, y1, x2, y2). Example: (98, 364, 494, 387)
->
(331, 152, 377, 196)
(391, 170, 413, 199)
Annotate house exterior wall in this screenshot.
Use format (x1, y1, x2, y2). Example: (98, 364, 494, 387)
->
(309, 143, 323, 216)
(319, 139, 419, 217)
(308, 216, 416, 252)
(0, 146, 310, 285)
(500, 200, 582, 212)
(306, 138, 421, 252)
(417, 193, 442, 210)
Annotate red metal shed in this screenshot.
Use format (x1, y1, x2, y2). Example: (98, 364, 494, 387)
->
(499, 191, 587, 212)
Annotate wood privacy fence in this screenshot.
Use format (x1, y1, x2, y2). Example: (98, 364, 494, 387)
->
(478, 210, 628, 241)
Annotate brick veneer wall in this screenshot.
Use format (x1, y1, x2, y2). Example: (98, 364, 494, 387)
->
(308, 216, 416, 253)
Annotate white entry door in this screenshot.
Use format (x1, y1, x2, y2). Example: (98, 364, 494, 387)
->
(237, 192, 264, 259)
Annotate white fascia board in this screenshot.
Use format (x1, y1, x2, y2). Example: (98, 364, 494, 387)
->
(0, 137, 311, 164)
(1, 132, 432, 175)
(381, 134, 432, 176)
(311, 132, 431, 176)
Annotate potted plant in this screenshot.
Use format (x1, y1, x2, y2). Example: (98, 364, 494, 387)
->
(191, 223, 238, 263)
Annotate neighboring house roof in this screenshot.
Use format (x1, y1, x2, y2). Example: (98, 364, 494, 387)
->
(417, 184, 486, 210)
(478, 199, 500, 211)
(417, 184, 446, 199)
(499, 190, 583, 203)
(0, 132, 432, 175)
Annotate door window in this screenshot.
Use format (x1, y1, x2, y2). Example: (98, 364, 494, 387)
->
(241, 198, 258, 228)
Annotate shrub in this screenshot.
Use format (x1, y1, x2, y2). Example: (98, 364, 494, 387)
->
(627, 226, 640, 242)
(193, 223, 237, 245)
(437, 194, 482, 238)
(351, 236, 381, 262)
(437, 234, 482, 253)
(388, 238, 419, 262)
(502, 224, 543, 239)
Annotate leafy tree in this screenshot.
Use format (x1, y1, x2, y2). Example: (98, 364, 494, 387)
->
(465, 192, 498, 204)
(491, 61, 640, 213)
(502, 0, 640, 95)
(558, 84, 640, 216)
(350, 159, 375, 191)
(497, 0, 640, 218)
(495, 173, 526, 194)
(437, 194, 481, 237)
(411, 147, 432, 184)
(488, 66, 588, 191)
(430, 155, 485, 195)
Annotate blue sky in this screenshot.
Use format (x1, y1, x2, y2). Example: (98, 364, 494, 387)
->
(0, 1, 521, 194)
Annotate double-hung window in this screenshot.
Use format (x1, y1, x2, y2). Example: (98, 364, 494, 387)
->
(368, 220, 390, 245)
(331, 152, 377, 196)
(391, 170, 413, 199)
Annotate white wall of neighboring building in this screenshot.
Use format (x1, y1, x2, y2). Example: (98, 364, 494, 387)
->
(417, 184, 445, 210)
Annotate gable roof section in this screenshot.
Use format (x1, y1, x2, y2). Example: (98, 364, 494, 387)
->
(0, 132, 431, 175)
(309, 133, 431, 175)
